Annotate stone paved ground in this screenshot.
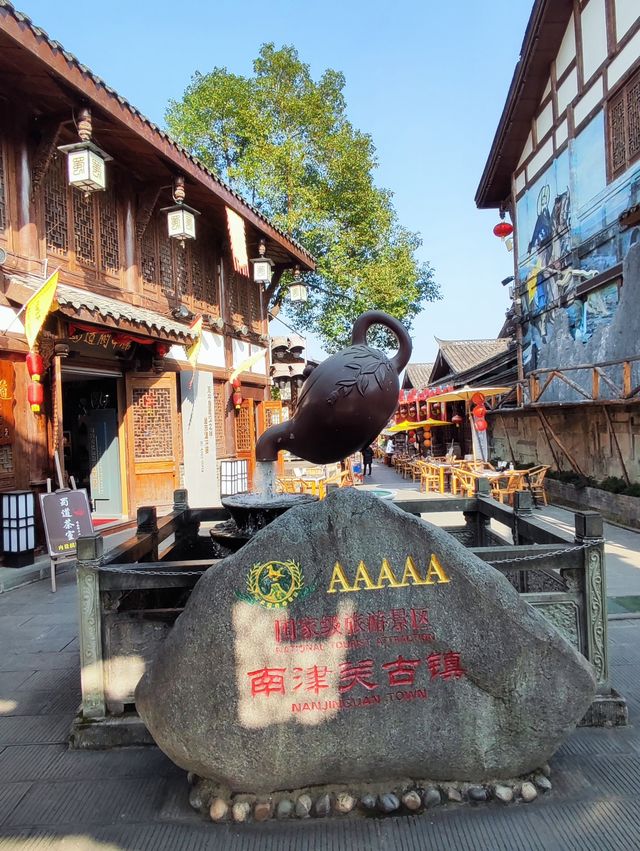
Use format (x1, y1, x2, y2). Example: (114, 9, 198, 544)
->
(1, 467, 639, 850)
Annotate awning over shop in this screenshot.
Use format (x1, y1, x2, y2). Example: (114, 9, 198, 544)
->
(55, 283, 197, 343)
(4, 274, 198, 344)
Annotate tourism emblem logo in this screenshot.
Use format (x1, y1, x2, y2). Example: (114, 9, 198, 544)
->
(238, 559, 310, 609)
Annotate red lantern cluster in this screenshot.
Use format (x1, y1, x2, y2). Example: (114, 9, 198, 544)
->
(472, 400, 488, 433)
(231, 377, 242, 411)
(26, 351, 44, 414)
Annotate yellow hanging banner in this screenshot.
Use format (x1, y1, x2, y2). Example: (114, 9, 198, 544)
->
(24, 271, 59, 349)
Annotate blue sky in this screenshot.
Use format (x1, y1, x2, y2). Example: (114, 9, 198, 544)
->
(17, 0, 532, 363)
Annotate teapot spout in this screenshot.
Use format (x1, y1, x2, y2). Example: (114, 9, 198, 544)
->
(256, 421, 295, 461)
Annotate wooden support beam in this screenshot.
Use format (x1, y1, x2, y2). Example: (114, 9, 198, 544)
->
(536, 408, 585, 477)
(601, 405, 630, 485)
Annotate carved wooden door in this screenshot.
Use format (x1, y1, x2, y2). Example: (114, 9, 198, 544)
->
(257, 400, 284, 475)
(125, 374, 180, 512)
(234, 398, 255, 490)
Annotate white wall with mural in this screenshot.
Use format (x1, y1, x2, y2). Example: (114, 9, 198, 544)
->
(516, 110, 640, 371)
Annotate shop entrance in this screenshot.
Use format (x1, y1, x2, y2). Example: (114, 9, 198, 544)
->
(62, 370, 124, 520)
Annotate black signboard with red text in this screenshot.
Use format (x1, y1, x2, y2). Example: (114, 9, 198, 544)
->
(39, 489, 94, 558)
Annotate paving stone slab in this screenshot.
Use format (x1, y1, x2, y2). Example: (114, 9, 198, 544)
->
(6, 777, 167, 828)
(0, 691, 56, 717)
(17, 668, 79, 694)
(0, 744, 182, 783)
(0, 652, 78, 673)
(0, 782, 32, 827)
(0, 715, 73, 746)
(0, 670, 37, 691)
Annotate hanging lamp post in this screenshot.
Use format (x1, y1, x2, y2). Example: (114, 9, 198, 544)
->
(161, 176, 200, 248)
(58, 107, 112, 195)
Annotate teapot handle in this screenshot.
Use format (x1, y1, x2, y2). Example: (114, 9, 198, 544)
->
(351, 310, 413, 374)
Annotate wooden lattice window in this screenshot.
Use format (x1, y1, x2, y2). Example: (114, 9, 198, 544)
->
(228, 269, 262, 330)
(0, 142, 6, 233)
(139, 216, 219, 311)
(213, 381, 227, 457)
(132, 387, 173, 460)
(43, 153, 69, 254)
(608, 68, 640, 180)
(42, 152, 121, 275)
(234, 404, 252, 453)
(0, 445, 14, 476)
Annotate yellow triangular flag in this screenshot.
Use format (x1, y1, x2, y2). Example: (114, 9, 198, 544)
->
(185, 315, 203, 373)
(24, 271, 59, 349)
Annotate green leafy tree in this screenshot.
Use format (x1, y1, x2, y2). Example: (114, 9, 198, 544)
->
(166, 44, 439, 351)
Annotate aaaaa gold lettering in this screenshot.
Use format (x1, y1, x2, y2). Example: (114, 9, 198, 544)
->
(326, 555, 450, 593)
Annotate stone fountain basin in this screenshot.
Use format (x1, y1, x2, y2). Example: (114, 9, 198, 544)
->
(220, 492, 317, 536)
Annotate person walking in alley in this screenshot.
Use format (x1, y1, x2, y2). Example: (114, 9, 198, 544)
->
(362, 443, 374, 475)
(385, 437, 395, 466)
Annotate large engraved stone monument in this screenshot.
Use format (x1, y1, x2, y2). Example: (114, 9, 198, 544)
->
(136, 489, 596, 795)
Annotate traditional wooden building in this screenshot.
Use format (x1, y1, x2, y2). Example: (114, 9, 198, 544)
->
(476, 0, 640, 482)
(0, 2, 313, 535)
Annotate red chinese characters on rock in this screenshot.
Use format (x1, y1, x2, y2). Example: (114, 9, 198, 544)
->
(382, 655, 421, 687)
(247, 653, 466, 698)
(426, 652, 466, 680)
(246, 667, 287, 697)
(274, 607, 431, 642)
(339, 659, 377, 693)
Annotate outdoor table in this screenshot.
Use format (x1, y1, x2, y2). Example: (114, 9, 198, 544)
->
(426, 461, 455, 494)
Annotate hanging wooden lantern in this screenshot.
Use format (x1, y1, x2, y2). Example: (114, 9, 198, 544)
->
(475, 418, 488, 432)
(28, 381, 44, 413)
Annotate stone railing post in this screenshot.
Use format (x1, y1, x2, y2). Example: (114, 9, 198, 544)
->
(173, 488, 199, 553)
(464, 479, 490, 546)
(137, 505, 158, 561)
(575, 511, 608, 693)
(512, 490, 534, 546)
(76, 534, 106, 720)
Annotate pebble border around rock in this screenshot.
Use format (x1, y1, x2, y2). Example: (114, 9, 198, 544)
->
(189, 766, 552, 823)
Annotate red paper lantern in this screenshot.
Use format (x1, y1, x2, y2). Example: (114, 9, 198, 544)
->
(408, 430, 415, 438)
(475, 418, 488, 432)
(155, 342, 170, 358)
(232, 377, 241, 390)
(26, 351, 44, 382)
(471, 392, 486, 405)
(452, 414, 463, 426)
(232, 390, 242, 410)
(28, 381, 44, 413)
(493, 221, 513, 239)
(473, 405, 486, 419)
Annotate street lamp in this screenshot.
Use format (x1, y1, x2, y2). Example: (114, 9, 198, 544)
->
(288, 266, 308, 303)
(160, 177, 200, 248)
(251, 239, 274, 285)
(58, 107, 112, 194)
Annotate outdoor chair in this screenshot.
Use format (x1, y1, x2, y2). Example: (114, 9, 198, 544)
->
(490, 472, 526, 505)
(451, 468, 476, 497)
(419, 462, 439, 493)
(524, 465, 550, 506)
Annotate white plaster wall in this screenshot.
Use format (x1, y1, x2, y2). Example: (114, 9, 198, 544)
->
(580, 0, 608, 81)
(574, 77, 604, 127)
(615, 0, 639, 41)
(608, 28, 640, 86)
(536, 102, 554, 141)
(517, 133, 533, 168)
(249, 344, 267, 375)
(232, 338, 251, 368)
(557, 68, 578, 114)
(166, 330, 225, 367)
(515, 170, 526, 195)
(556, 119, 569, 148)
(556, 14, 576, 77)
(527, 137, 554, 181)
(542, 78, 552, 99)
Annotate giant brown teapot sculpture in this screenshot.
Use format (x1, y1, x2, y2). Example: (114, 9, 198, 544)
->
(256, 311, 412, 464)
